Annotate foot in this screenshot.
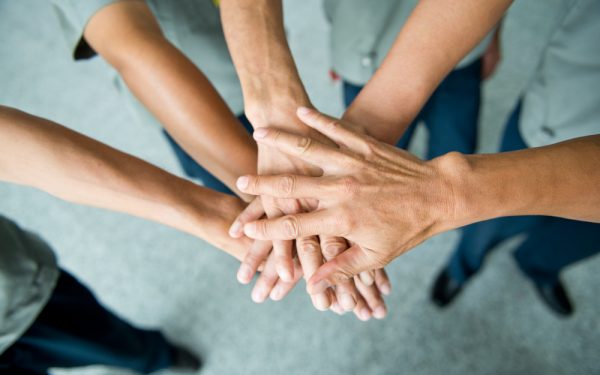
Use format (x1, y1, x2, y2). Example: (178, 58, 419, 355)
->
(169, 344, 202, 372)
(533, 279, 574, 317)
(430, 268, 466, 308)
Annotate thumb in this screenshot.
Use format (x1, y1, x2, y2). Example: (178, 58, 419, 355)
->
(307, 244, 377, 295)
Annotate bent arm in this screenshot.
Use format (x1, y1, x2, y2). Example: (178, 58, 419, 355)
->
(0, 106, 250, 259)
(344, 0, 513, 144)
(83, 0, 256, 197)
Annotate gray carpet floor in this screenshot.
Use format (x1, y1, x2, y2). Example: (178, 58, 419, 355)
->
(1, 1, 598, 374)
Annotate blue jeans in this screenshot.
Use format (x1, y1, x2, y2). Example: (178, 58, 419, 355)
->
(343, 58, 482, 158)
(447, 103, 600, 285)
(0, 271, 174, 375)
(163, 114, 254, 195)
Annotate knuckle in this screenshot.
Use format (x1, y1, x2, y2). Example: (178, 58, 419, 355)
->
(282, 216, 300, 238)
(277, 175, 296, 197)
(298, 238, 320, 256)
(331, 271, 352, 284)
(296, 136, 313, 154)
(322, 245, 343, 259)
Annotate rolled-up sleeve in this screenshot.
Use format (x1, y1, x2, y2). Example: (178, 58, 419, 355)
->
(50, 0, 121, 60)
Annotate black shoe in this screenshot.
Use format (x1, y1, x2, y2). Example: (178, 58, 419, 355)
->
(169, 344, 202, 372)
(431, 269, 465, 308)
(533, 280, 574, 317)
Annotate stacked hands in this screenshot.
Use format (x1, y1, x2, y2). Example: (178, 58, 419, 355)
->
(227, 107, 460, 321)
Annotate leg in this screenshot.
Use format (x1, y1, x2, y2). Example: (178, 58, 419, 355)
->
(514, 218, 600, 285)
(162, 114, 254, 194)
(432, 101, 528, 306)
(0, 271, 186, 374)
(424, 59, 482, 159)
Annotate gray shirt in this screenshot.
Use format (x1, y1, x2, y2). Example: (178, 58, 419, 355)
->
(324, 0, 493, 86)
(51, 0, 244, 122)
(520, 0, 600, 148)
(0, 216, 59, 354)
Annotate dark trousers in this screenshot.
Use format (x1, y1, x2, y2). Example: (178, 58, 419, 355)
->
(447, 103, 600, 285)
(343, 58, 482, 158)
(163, 114, 254, 195)
(0, 271, 173, 375)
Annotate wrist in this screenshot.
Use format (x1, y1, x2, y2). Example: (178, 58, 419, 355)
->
(429, 152, 483, 231)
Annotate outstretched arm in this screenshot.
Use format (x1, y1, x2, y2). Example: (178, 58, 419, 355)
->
(83, 0, 257, 198)
(0, 106, 248, 259)
(236, 108, 600, 292)
(344, 0, 513, 144)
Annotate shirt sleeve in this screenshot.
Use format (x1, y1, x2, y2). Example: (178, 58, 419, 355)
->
(50, 0, 121, 60)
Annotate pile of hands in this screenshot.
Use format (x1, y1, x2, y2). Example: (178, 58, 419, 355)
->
(225, 106, 457, 321)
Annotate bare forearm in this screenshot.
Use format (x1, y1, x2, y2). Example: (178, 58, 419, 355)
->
(220, 0, 311, 129)
(0, 106, 248, 255)
(446, 136, 600, 228)
(344, 0, 512, 144)
(84, 1, 256, 197)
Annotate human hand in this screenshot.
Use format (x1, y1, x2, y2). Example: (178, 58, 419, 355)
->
(231, 198, 382, 312)
(236, 107, 463, 295)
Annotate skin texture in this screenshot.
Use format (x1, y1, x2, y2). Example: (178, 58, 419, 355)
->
(80, 0, 308, 304)
(84, 0, 257, 198)
(235, 107, 600, 295)
(0, 106, 250, 259)
(343, 0, 513, 143)
(220, 0, 390, 316)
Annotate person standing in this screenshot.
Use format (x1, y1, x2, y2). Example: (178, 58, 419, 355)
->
(325, 0, 500, 159)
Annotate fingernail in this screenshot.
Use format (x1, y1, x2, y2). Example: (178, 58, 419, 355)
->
(253, 127, 268, 139)
(278, 267, 293, 283)
(308, 279, 331, 295)
(270, 285, 284, 301)
(236, 176, 249, 190)
(380, 282, 391, 296)
(243, 223, 257, 238)
(237, 264, 253, 284)
(297, 106, 311, 116)
(313, 293, 330, 311)
(373, 306, 387, 320)
(339, 293, 356, 311)
(251, 287, 266, 303)
(229, 221, 243, 238)
(330, 302, 343, 315)
(359, 308, 371, 321)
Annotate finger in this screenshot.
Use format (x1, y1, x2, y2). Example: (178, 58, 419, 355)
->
(355, 276, 387, 320)
(229, 197, 265, 238)
(273, 239, 294, 282)
(307, 244, 379, 295)
(243, 210, 345, 241)
(352, 293, 372, 322)
(236, 174, 335, 201)
(374, 268, 391, 296)
(237, 240, 272, 284)
(296, 107, 372, 153)
(251, 254, 279, 303)
(252, 127, 355, 174)
(269, 258, 304, 301)
(295, 236, 331, 311)
(264, 203, 295, 283)
(320, 236, 357, 312)
(359, 271, 375, 286)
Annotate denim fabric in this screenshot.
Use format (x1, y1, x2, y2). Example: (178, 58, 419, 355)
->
(447, 102, 600, 285)
(343, 58, 482, 159)
(163, 114, 253, 195)
(0, 271, 173, 375)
